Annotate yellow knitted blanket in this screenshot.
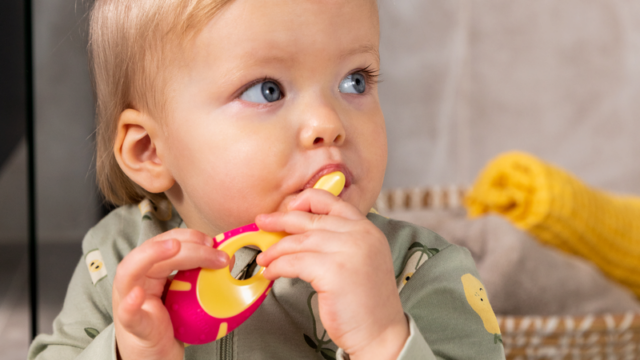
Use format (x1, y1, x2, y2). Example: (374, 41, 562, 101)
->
(465, 151, 640, 297)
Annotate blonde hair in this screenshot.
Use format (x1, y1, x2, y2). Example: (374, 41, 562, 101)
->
(90, 0, 234, 206)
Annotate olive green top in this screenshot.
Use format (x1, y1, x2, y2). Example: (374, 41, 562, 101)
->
(28, 200, 505, 360)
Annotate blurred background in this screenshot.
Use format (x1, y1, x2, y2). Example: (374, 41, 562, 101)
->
(3, 0, 640, 358)
(0, 0, 97, 358)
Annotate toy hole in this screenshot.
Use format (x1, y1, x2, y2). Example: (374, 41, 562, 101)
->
(248, 265, 264, 279)
(232, 246, 264, 281)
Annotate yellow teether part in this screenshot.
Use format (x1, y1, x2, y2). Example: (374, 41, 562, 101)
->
(312, 171, 346, 196)
(198, 230, 285, 318)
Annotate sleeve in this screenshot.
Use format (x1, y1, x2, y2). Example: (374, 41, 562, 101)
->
(27, 255, 117, 360)
(335, 314, 437, 360)
(400, 244, 506, 360)
(395, 314, 437, 359)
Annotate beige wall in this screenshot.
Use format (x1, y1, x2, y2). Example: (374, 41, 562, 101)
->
(379, 0, 640, 195)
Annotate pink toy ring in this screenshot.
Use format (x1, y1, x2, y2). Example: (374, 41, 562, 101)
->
(164, 171, 346, 345)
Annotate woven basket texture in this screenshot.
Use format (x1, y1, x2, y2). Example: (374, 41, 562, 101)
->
(498, 313, 640, 360)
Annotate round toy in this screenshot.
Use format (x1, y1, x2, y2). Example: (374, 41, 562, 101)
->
(164, 171, 346, 345)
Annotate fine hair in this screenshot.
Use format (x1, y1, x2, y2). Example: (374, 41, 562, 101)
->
(90, 0, 234, 206)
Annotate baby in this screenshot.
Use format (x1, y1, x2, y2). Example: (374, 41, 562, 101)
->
(29, 0, 505, 359)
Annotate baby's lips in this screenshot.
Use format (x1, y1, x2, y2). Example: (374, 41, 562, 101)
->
(303, 164, 352, 192)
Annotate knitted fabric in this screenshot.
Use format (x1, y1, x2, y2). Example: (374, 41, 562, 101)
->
(465, 151, 640, 297)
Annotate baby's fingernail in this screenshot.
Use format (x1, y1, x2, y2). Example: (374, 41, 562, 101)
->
(217, 251, 230, 265)
(204, 236, 214, 247)
(164, 239, 177, 250)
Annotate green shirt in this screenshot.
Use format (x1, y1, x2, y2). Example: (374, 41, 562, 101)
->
(28, 200, 505, 359)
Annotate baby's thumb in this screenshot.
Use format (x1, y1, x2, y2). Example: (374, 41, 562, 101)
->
(118, 286, 153, 338)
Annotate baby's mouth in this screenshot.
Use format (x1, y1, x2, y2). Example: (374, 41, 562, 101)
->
(302, 164, 353, 194)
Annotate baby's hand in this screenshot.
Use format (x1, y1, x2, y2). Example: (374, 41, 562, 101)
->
(112, 229, 229, 360)
(256, 190, 409, 360)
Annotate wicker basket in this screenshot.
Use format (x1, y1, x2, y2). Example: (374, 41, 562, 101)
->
(376, 186, 640, 360)
(375, 185, 468, 212)
(497, 313, 640, 359)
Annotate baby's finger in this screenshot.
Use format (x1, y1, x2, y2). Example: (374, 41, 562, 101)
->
(117, 286, 153, 339)
(257, 210, 355, 235)
(146, 242, 229, 278)
(114, 239, 181, 297)
(261, 252, 327, 284)
(257, 231, 344, 267)
(151, 228, 214, 247)
(289, 189, 363, 220)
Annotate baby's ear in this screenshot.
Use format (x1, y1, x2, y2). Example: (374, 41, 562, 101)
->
(114, 109, 175, 193)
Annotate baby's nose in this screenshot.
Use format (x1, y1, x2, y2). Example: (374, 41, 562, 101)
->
(312, 133, 343, 146)
(299, 111, 346, 149)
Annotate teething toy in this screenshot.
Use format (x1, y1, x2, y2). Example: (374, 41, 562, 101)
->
(164, 171, 346, 345)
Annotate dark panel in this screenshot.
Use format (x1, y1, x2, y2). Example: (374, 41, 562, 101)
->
(0, 0, 26, 169)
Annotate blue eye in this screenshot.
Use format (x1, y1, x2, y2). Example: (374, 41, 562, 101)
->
(339, 73, 366, 94)
(240, 80, 282, 103)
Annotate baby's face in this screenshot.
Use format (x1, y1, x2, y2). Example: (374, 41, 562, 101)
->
(158, 0, 386, 235)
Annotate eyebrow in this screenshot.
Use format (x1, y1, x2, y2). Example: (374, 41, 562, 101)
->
(219, 43, 381, 84)
(339, 43, 380, 61)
